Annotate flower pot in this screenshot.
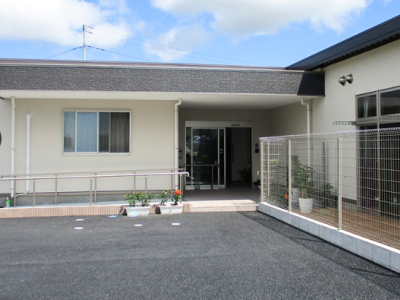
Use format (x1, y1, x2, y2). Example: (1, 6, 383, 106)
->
(125, 206, 151, 217)
(299, 198, 313, 213)
(159, 203, 183, 214)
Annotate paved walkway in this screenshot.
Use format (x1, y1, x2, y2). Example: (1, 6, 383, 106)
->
(1, 212, 399, 299)
(183, 186, 260, 202)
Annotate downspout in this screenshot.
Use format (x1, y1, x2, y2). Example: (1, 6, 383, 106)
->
(301, 98, 311, 166)
(10, 97, 15, 203)
(26, 114, 31, 191)
(174, 99, 182, 190)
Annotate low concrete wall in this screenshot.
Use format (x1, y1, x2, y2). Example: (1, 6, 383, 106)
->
(258, 202, 400, 273)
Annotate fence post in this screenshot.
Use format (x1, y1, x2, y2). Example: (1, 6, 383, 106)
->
(338, 138, 343, 230)
(267, 142, 270, 201)
(260, 141, 264, 202)
(288, 140, 292, 212)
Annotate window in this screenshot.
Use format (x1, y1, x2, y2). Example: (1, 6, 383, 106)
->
(381, 89, 400, 116)
(357, 86, 400, 123)
(357, 94, 377, 118)
(64, 111, 130, 153)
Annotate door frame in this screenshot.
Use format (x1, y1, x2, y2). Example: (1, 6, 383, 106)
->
(185, 121, 253, 189)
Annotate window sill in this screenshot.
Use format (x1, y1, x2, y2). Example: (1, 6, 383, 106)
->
(62, 152, 131, 156)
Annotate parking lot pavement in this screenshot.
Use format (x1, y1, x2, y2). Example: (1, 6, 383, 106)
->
(0, 211, 400, 300)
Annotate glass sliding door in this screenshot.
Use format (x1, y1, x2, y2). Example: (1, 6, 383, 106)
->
(185, 127, 225, 189)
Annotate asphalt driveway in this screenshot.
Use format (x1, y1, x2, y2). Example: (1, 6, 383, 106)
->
(0, 212, 399, 299)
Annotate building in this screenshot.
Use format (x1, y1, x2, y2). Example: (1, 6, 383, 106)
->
(0, 15, 399, 202)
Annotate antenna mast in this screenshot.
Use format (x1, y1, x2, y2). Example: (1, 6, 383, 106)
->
(83, 25, 86, 60)
(82, 25, 92, 61)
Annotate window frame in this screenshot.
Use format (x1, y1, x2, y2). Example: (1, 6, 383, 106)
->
(356, 85, 400, 126)
(62, 110, 131, 155)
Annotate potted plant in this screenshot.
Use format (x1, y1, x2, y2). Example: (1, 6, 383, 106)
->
(157, 189, 170, 206)
(160, 189, 183, 214)
(157, 189, 172, 214)
(124, 192, 153, 217)
(297, 165, 315, 213)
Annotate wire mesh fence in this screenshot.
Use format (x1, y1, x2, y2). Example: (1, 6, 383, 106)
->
(260, 128, 400, 250)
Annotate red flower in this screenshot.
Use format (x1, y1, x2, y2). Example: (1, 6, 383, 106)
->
(174, 190, 181, 195)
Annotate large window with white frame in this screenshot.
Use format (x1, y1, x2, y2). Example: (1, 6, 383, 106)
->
(63, 111, 130, 153)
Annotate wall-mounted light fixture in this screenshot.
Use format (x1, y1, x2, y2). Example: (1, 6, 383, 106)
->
(346, 74, 353, 84)
(339, 74, 353, 86)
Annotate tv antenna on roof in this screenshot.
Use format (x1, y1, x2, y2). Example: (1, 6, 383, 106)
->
(83, 25, 93, 61)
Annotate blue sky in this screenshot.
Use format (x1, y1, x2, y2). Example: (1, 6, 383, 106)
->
(0, 0, 399, 67)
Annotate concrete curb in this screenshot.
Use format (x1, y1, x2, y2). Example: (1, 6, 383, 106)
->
(258, 202, 400, 273)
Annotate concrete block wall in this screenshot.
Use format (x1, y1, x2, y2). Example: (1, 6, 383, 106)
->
(258, 202, 400, 273)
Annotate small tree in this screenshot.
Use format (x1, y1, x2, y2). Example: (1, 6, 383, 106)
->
(298, 165, 314, 198)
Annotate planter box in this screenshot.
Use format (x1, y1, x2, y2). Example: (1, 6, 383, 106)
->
(159, 203, 183, 214)
(125, 206, 151, 217)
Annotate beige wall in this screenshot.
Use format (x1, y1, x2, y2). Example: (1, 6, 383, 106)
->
(314, 39, 400, 134)
(266, 101, 308, 137)
(265, 39, 400, 137)
(0, 100, 11, 194)
(263, 40, 400, 200)
(179, 108, 269, 182)
(4, 98, 175, 193)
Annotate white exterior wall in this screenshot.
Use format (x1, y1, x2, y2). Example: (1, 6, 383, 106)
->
(266, 101, 308, 136)
(264, 39, 400, 201)
(3, 98, 175, 194)
(179, 108, 270, 182)
(313, 39, 400, 133)
(0, 99, 11, 194)
(266, 39, 400, 136)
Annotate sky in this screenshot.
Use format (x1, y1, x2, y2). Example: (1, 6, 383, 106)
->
(0, 0, 399, 67)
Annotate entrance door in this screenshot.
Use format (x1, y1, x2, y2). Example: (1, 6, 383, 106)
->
(185, 121, 253, 190)
(185, 127, 224, 188)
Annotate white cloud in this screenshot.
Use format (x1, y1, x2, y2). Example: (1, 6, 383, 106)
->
(151, 0, 371, 37)
(0, 0, 133, 48)
(145, 25, 208, 61)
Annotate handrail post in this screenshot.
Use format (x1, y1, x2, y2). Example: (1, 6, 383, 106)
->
(145, 176, 148, 196)
(33, 180, 36, 207)
(14, 177, 17, 207)
(134, 172, 136, 193)
(55, 175, 58, 205)
(171, 170, 173, 193)
(180, 174, 183, 196)
(94, 173, 97, 203)
(89, 178, 93, 206)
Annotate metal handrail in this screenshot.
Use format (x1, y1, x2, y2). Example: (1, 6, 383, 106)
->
(1, 168, 185, 179)
(0, 171, 189, 207)
(181, 164, 219, 190)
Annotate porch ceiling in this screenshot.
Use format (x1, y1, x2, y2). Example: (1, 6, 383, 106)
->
(0, 90, 317, 110)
